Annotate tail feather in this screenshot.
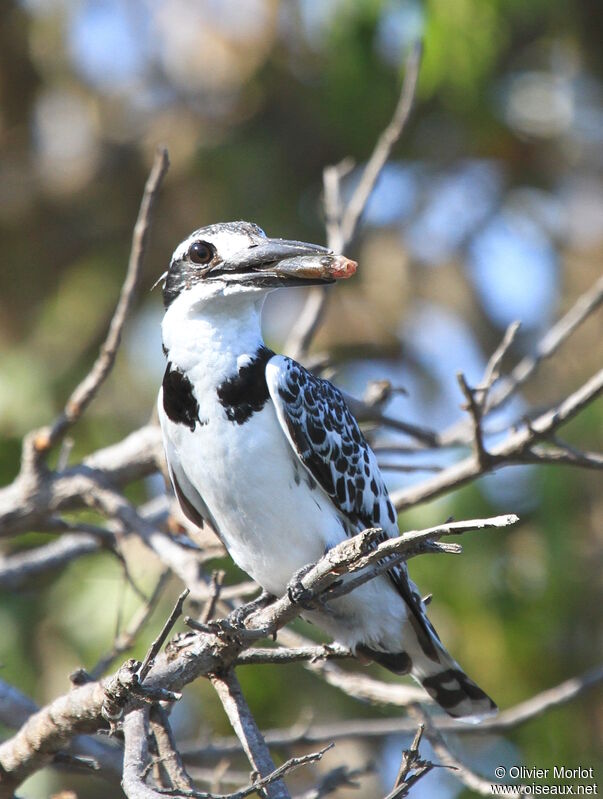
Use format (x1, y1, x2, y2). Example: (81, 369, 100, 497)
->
(357, 640, 497, 722)
(419, 657, 497, 722)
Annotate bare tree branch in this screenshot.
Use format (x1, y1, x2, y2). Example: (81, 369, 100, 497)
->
(391, 368, 603, 510)
(409, 706, 492, 797)
(384, 724, 437, 799)
(35, 146, 170, 455)
(338, 43, 422, 249)
(149, 705, 196, 793)
(457, 372, 489, 468)
(122, 707, 166, 799)
(234, 643, 352, 667)
(294, 761, 372, 799)
(481, 275, 603, 417)
(285, 43, 422, 359)
(138, 588, 190, 683)
(441, 274, 603, 447)
(209, 669, 289, 799)
(200, 570, 226, 624)
(479, 321, 521, 393)
(179, 663, 603, 763)
(0, 514, 511, 791)
(0, 531, 105, 590)
(278, 627, 427, 707)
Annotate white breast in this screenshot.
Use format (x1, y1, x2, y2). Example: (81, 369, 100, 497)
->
(160, 393, 347, 596)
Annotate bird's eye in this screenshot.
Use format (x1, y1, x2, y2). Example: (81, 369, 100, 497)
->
(188, 241, 213, 265)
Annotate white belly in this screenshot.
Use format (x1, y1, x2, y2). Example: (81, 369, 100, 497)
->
(164, 399, 347, 596)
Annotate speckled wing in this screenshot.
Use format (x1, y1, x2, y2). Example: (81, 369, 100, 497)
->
(265, 354, 443, 662)
(265, 355, 398, 535)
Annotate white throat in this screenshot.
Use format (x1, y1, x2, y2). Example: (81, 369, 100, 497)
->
(162, 289, 266, 376)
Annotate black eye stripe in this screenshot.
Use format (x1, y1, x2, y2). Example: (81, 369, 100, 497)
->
(188, 240, 214, 265)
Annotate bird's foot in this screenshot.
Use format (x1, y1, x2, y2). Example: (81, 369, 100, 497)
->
(287, 563, 316, 609)
(229, 590, 276, 629)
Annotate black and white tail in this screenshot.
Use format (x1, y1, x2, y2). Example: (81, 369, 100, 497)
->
(358, 613, 497, 721)
(412, 641, 497, 722)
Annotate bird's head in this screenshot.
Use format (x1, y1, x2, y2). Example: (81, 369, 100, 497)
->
(158, 221, 356, 309)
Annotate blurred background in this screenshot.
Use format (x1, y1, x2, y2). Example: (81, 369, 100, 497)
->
(0, 1, 601, 797)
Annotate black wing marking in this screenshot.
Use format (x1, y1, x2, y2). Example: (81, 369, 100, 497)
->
(266, 355, 397, 531)
(162, 363, 202, 431)
(266, 355, 441, 661)
(216, 345, 274, 425)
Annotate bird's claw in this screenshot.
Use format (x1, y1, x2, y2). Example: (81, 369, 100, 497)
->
(229, 590, 275, 629)
(287, 563, 316, 609)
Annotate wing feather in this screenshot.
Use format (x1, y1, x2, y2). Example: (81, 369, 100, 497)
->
(266, 355, 396, 532)
(266, 355, 440, 656)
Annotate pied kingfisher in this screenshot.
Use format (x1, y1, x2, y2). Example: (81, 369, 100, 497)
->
(157, 221, 496, 720)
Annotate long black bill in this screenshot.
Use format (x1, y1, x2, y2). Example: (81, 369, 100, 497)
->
(231, 238, 331, 271)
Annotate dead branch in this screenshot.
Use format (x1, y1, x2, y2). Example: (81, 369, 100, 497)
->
(384, 725, 437, 799)
(277, 627, 427, 707)
(0, 678, 108, 793)
(138, 588, 190, 682)
(179, 663, 603, 763)
(122, 707, 166, 799)
(200, 570, 226, 624)
(36, 146, 169, 456)
(234, 643, 352, 667)
(391, 368, 603, 510)
(149, 705, 196, 793)
(409, 706, 492, 797)
(338, 43, 422, 249)
(0, 423, 162, 539)
(285, 43, 422, 359)
(0, 514, 511, 792)
(209, 669, 289, 799)
(457, 372, 489, 468)
(441, 274, 603, 447)
(0, 531, 105, 590)
(295, 761, 372, 799)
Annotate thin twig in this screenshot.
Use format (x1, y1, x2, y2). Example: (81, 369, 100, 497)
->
(138, 588, 189, 683)
(285, 43, 422, 359)
(34, 146, 170, 454)
(229, 745, 334, 799)
(377, 462, 442, 473)
(409, 705, 492, 797)
(391, 368, 603, 510)
(339, 42, 422, 247)
(89, 569, 171, 680)
(275, 628, 427, 707)
(384, 724, 437, 799)
(457, 372, 489, 468)
(323, 157, 355, 254)
(200, 570, 226, 624)
(441, 275, 603, 447)
(478, 321, 521, 393)
(295, 762, 372, 799)
(454, 323, 520, 470)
